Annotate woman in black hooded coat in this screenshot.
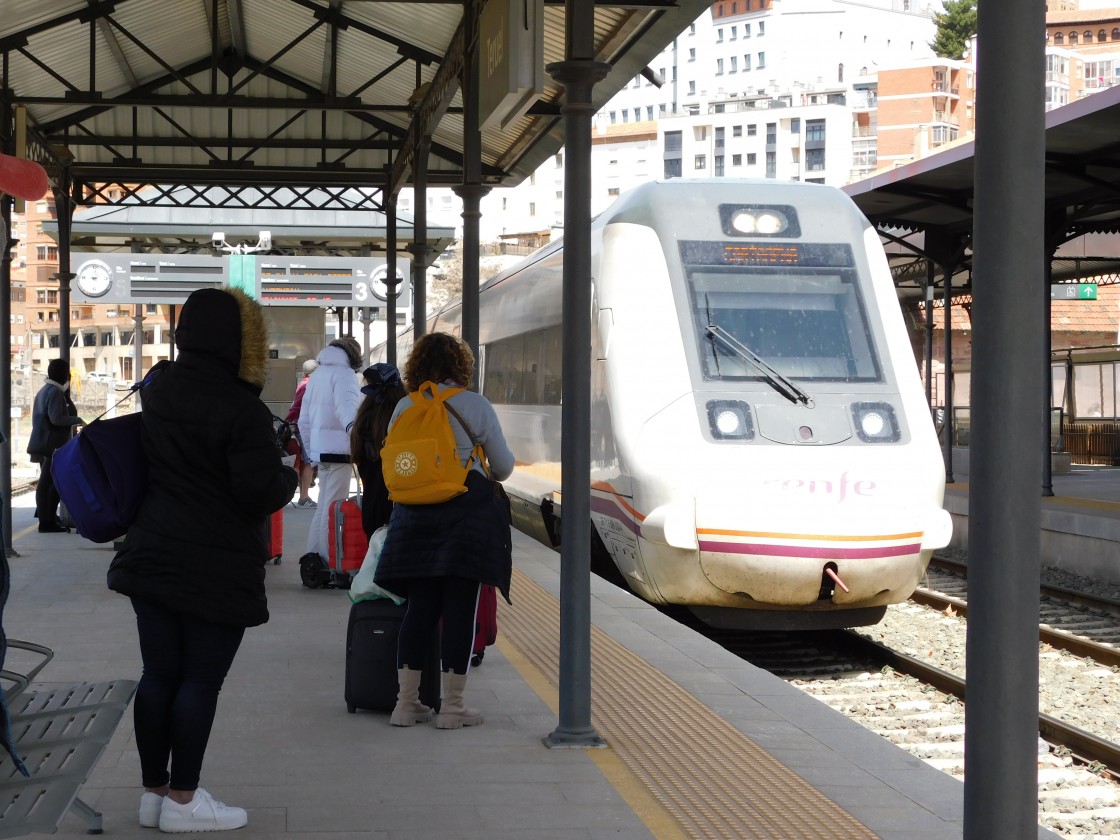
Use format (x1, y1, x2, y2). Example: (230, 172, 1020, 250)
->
(108, 287, 296, 833)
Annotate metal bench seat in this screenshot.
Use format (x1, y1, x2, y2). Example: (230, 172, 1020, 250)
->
(0, 679, 137, 837)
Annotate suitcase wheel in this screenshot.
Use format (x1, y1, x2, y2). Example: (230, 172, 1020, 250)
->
(328, 572, 352, 590)
(270, 555, 281, 566)
(471, 650, 485, 667)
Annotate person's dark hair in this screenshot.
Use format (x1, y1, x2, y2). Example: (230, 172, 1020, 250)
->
(350, 379, 407, 466)
(47, 358, 69, 384)
(403, 332, 474, 392)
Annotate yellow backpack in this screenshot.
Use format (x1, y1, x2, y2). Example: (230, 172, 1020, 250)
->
(381, 382, 482, 505)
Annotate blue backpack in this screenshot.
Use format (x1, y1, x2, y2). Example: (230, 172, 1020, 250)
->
(51, 365, 165, 543)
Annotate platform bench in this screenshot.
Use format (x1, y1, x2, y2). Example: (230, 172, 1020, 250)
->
(0, 641, 136, 837)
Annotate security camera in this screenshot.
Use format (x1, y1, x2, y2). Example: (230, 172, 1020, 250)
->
(212, 232, 225, 248)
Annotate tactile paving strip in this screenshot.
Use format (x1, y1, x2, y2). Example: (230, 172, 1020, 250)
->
(502, 568, 880, 840)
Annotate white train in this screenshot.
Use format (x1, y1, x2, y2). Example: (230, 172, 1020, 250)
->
(390, 179, 952, 630)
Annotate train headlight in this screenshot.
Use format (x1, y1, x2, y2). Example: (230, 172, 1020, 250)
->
(720, 204, 801, 238)
(851, 402, 901, 443)
(707, 400, 755, 440)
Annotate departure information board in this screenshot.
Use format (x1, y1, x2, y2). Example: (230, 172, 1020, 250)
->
(70, 252, 411, 308)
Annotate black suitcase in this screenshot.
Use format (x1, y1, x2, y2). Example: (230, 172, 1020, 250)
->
(344, 599, 440, 713)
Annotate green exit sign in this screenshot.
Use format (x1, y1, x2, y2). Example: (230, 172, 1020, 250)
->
(1050, 283, 1098, 300)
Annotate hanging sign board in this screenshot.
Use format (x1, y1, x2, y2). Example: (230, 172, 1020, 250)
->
(478, 0, 544, 131)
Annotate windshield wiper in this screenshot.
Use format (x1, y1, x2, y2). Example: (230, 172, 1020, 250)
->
(706, 322, 813, 407)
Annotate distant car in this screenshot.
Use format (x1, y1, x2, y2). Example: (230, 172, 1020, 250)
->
(87, 372, 115, 383)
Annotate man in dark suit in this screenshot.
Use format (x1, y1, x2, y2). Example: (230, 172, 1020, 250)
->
(26, 358, 84, 532)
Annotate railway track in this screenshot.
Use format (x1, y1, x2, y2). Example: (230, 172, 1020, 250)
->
(665, 560, 1120, 839)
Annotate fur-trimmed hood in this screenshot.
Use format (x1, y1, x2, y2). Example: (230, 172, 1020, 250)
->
(176, 287, 269, 387)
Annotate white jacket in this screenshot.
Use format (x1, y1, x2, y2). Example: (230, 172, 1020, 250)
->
(298, 345, 362, 463)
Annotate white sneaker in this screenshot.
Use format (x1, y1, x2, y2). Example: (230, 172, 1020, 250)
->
(158, 788, 247, 833)
(139, 791, 164, 827)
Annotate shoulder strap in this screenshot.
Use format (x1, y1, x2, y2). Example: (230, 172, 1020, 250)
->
(444, 399, 490, 479)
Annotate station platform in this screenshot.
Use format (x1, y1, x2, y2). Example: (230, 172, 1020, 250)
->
(944, 457, 1120, 584)
(5, 489, 1057, 840)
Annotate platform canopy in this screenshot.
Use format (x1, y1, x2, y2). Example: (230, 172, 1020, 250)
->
(0, 0, 711, 212)
(844, 84, 1120, 303)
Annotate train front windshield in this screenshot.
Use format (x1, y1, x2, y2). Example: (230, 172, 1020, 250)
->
(680, 241, 882, 383)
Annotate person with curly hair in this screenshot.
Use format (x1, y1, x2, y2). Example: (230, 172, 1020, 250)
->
(373, 332, 515, 729)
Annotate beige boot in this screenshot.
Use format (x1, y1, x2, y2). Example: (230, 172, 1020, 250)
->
(389, 667, 433, 727)
(435, 672, 484, 729)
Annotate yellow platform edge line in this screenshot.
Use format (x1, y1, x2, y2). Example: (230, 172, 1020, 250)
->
(495, 635, 691, 840)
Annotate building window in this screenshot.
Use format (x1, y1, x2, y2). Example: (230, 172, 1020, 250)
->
(714, 155, 725, 176)
(555, 153, 563, 167)
(791, 118, 801, 134)
(1054, 32, 1064, 44)
(716, 58, 724, 75)
(765, 151, 776, 177)
(715, 127, 725, 149)
(665, 131, 682, 152)
(1099, 29, 1108, 41)
(688, 80, 697, 95)
(744, 54, 751, 71)
(145, 303, 158, 315)
(664, 159, 682, 178)
(745, 23, 751, 38)
(1069, 31, 1078, 44)
(759, 21, 765, 36)
(730, 56, 737, 73)
(731, 154, 742, 166)
(731, 26, 737, 40)
(695, 154, 707, 170)
(806, 148, 826, 171)
(758, 52, 766, 69)
(806, 119, 826, 143)
(608, 187, 620, 196)
(732, 125, 742, 137)
(747, 124, 757, 136)
(689, 48, 696, 61)
(529, 203, 536, 217)
(1113, 28, 1120, 40)
(1084, 30, 1093, 43)
(717, 28, 724, 43)
(35, 245, 59, 261)
(747, 153, 757, 165)
(766, 123, 776, 144)
(555, 191, 563, 200)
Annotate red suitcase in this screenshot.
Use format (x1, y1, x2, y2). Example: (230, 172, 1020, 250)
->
(471, 584, 498, 666)
(266, 509, 283, 565)
(328, 499, 366, 584)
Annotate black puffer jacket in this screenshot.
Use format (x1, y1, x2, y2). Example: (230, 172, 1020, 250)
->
(108, 288, 297, 627)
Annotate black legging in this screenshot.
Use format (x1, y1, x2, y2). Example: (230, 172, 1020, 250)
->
(396, 576, 480, 675)
(130, 598, 245, 791)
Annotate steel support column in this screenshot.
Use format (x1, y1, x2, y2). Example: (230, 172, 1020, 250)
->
(1041, 207, 1067, 499)
(409, 137, 431, 339)
(53, 165, 73, 365)
(454, 0, 488, 374)
(924, 263, 934, 409)
(964, 0, 1046, 834)
(0, 128, 12, 556)
(543, 0, 609, 750)
(385, 188, 399, 366)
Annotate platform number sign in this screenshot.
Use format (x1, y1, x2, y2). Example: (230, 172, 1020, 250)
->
(1050, 283, 1098, 300)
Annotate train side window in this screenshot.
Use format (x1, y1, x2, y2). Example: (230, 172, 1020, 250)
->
(541, 325, 563, 405)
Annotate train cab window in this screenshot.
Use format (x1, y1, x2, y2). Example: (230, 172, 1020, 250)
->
(685, 260, 880, 383)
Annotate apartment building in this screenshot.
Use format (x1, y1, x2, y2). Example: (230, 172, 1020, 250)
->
(874, 58, 976, 169)
(12, 196, 171, 381)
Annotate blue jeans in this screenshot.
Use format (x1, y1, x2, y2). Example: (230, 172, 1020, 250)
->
(130, 598, 244, 791)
